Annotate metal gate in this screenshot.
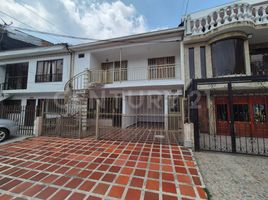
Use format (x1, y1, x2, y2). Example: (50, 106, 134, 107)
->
(91, 96, 184, 145)
(0, 105, 35, 136)
(187, 76, 268, 156)
(41, 100, 94, 138)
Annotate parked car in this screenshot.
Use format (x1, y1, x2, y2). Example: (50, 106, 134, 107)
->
(0, 119, 19, 142)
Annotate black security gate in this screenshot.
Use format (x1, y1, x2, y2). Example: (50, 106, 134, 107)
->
(0, 105, 35, 136)
(186, 76, 268, 156)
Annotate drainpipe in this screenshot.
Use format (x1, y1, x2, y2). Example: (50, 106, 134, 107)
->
(120, 48, 122, 82)
(64, 44, 74, 80)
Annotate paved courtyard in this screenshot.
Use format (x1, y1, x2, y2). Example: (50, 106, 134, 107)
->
(0, 137, 207, 200)
(195, 152, 268, 200)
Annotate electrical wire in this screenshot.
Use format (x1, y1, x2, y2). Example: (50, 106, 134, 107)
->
(9, 25, 181, 44)
(0, 10, 61, 44)
(16, 1, 66, 35)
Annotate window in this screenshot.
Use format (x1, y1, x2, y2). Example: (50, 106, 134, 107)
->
(101, 61, 128, 82)
(36, 59, 63, 82)
(5, 63, 28, 90)
(216, 104, 228, 121)
(78, 53, 85, 58)
(114, 61, 128, 81)
(168, 96, 180, 113)
(148, 56, 175, 79)
(253, 104, 266, 123)
(250, 48, 268, 75)
(200, 47, 207, 78)
(211, 38, 246, 77)
(189, 48, 195, 79)
(233, 104, 250, 121)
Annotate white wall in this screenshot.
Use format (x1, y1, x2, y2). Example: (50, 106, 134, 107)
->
(72, 42, 182, 83)
(73, 50, 90, 75)
(0, 65, 6, 84)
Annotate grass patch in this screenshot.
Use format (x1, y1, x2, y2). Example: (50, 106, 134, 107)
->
(204, 188, 212, 200)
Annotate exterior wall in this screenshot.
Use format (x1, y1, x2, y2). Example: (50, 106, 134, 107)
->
(72, 42, 182, 87)
(73, 50, 90, 75)
(184, 36, 253, 88)
(1, 54, 71, 94)
(0, 65, 6, 84)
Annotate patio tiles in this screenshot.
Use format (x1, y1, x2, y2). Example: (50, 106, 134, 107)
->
(0, 136, 207, 200)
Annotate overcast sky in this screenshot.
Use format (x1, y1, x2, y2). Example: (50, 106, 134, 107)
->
(0, 0, 239, 44)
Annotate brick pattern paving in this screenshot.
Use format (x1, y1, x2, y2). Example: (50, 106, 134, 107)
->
(99, 127, 183, 145)
(0, 137, 207, 200)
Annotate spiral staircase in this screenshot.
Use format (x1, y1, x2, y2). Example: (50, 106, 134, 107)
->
(64, 68, 109, 108)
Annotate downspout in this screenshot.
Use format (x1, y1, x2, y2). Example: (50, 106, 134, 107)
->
(64, 44, 74, 80)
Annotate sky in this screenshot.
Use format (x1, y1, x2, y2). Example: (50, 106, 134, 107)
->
(0, 0, 240, 44)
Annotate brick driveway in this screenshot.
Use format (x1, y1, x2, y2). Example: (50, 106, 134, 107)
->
(0, 137, 207, 200)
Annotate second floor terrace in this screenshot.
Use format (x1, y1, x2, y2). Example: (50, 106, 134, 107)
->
(185, 0, 268, 37)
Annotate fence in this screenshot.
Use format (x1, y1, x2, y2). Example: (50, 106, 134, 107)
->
(0, 105, 36, 136)
(187, 76, 268, 156)
(41, 100, 95, 138)
(92, 96, 184, 145)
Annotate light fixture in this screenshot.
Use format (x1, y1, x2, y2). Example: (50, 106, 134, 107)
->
(247, 34, 253, 39)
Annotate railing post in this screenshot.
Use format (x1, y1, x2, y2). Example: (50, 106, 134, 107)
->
(95, 99, 100, 139)
(228, 82, 236, 153)
(79, 100, 82, 139)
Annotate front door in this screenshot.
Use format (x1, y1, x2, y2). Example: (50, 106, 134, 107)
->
(215, 96, 268, 138)
(24, 99, 36, 126)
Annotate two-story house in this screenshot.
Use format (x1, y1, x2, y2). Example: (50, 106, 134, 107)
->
(183, 0, 268, 154)
(66, 28, 185, 141)
(0, 44, 71, 127)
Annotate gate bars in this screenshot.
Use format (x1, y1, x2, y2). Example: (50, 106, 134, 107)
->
(186, 75, 268, 156)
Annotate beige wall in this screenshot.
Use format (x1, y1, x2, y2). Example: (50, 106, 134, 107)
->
(184, 35, 252, 89)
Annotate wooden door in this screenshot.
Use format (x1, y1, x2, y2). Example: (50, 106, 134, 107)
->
(250, 96, 268, 138)
(215, 97, 230, 135)
(232, 97, 251, 137)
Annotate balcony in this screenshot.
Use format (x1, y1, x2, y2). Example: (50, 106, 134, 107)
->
(4, 76, 28, 90)
(88, 64, 179, 84)
(186, 3, 268, 36)
(251, 61, 268, 75)
(65, 64, 180, 93)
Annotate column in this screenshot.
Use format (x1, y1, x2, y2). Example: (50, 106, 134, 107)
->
(164, 94, 169, 131)
(244, 40, 251, 76)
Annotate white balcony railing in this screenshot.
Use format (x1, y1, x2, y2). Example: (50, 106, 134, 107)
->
(88, 64, 179, 84)
(186, 3, 268, 36)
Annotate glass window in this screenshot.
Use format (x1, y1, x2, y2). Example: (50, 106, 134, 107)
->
(189, 48, 195, 79)
(200, 47, 207, 78)
(36, 59, 63, 82)
(250, 48, 268, 75)
(253, 104, 266, 123)
(211, 38, 246, 77)
(233, 104, 250, 121)
(216, 104, 228, 121)
(5, 63, 28, 90)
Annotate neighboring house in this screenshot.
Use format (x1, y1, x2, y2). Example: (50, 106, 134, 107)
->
(183, 0, 268, 153)
(0, 25, 52, 51)
(0, 44, 71, 127)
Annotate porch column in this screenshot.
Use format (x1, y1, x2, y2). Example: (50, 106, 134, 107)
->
(80, 97, 88, 133)
(164, 95, 169, 131)
(207, 92, 216, 134)
(122, 94, 127, 129)
(206, 44, 213, 78)
(244, 40, 251, 76)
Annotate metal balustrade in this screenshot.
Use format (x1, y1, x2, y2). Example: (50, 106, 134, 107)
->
(186, 3, 268, 36)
